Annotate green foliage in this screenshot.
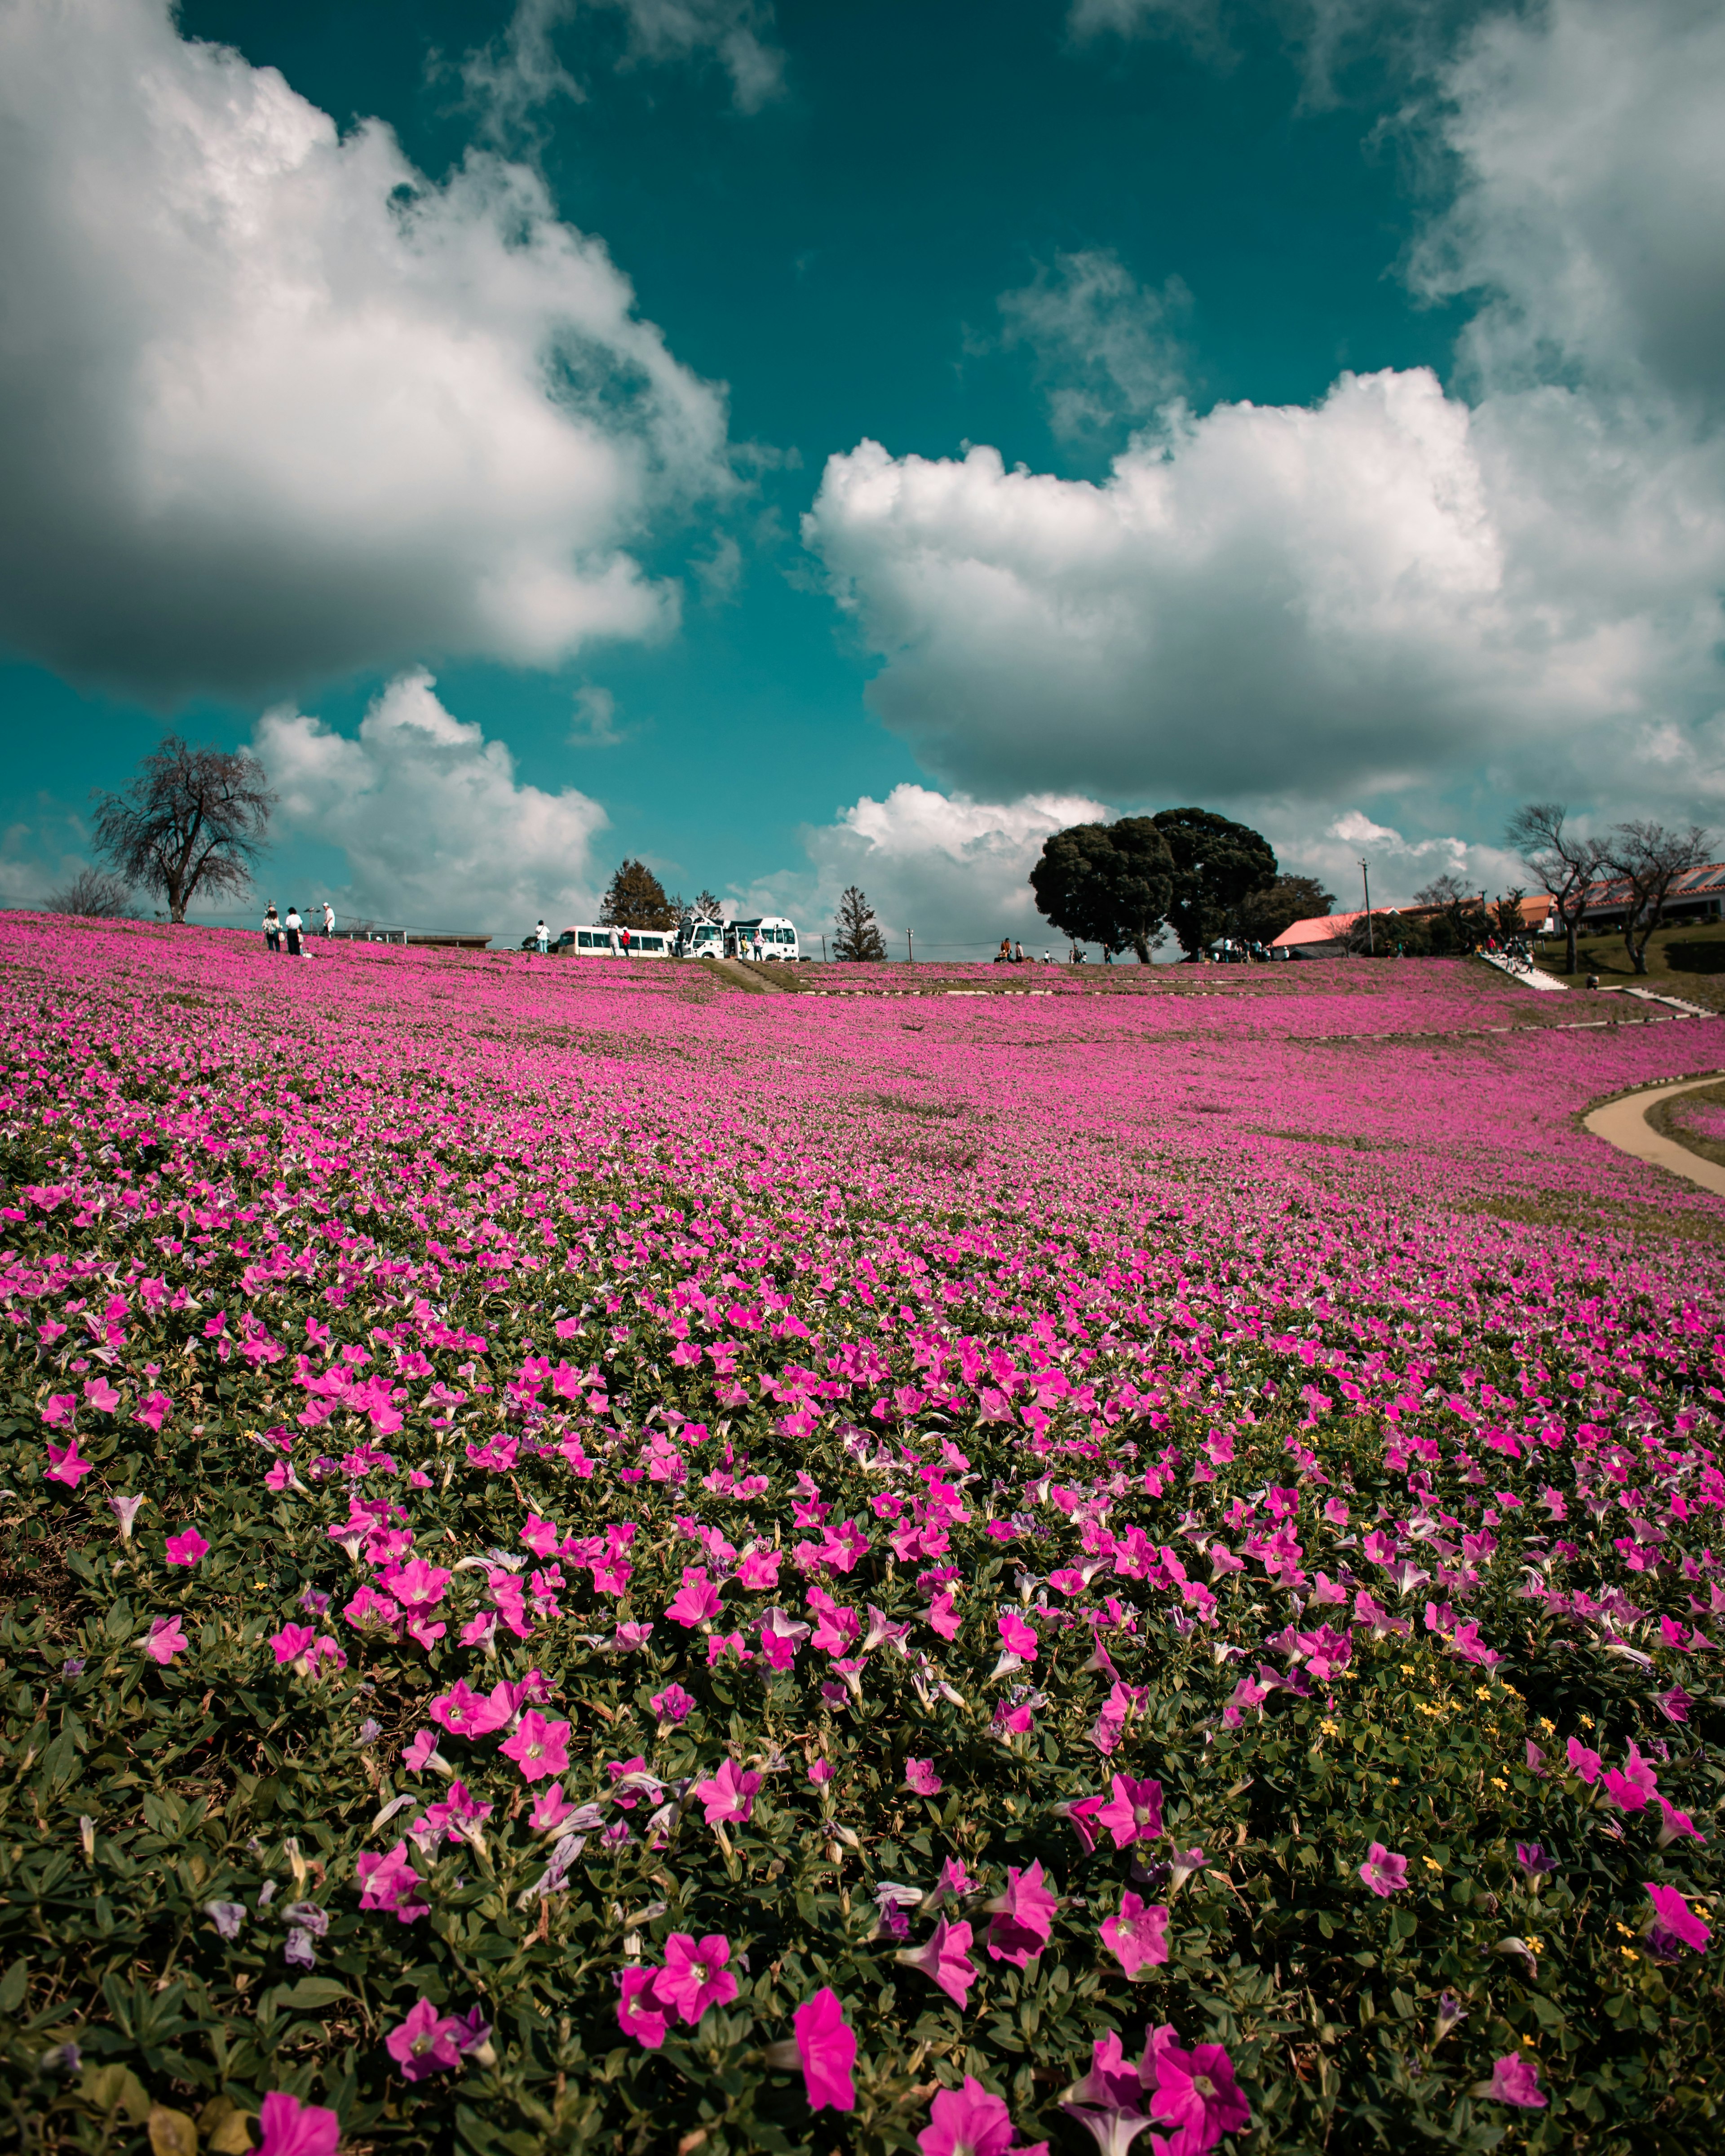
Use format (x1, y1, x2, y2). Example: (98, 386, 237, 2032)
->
(1230, 877, 1334, 947)
(598, 860, 677, 931)
(833, 887, 887, 962)
(1150, 810, 1278, 959)
(1029, 819, 1174, 962)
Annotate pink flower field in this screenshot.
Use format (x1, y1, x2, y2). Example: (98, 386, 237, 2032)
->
(1, 911, 1722, 2155)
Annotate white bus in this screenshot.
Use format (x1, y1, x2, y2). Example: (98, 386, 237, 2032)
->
(726, 916, 800, 962)
(557, 924, 674, 959)
(674, 916, 727, 960)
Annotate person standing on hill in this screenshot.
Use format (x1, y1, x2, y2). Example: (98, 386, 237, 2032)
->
(535, 919, 549, 954)
(263, 903, 280, 953)
(322, 901, 335, 939)
(284, 905, 303, 957)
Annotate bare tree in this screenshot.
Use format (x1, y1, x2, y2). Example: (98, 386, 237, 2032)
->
(1603, 821, 1713, 975)
(1504, 802, 1606, 975)
(44, 867, 132, 919)
(92, 738, 274, 924)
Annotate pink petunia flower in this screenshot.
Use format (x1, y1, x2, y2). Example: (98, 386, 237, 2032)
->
(356, 1842, 429, 1923)
(618, 1966, 667, 2049)
(650, 1683, 697, 1723)
(1358, 1843, 1409, 1896)
(997, 1610, 1039, 1660)
(1478, 2054, 1547, 2108)
(916, 2076, 1028, 2156)
(1060, 2032, 1154, 2153)
(1100, 1891, 1169, 1977)
(1566, 1735, 1602, 1784)
(1147, 2031, 1252, 2145)
(666, 1565, 723, 1627)
(499, 1710, 571, 1783)
(906, 1758, 943, 1797)
(1094, 1774, 1164, 1850)
(45, 1436, 93, 1486)
(653, 1933, 739, 2025)
(429, 1679, 513, 1738)
(401, 1728, 442, 1773)
(385, 1996, 463, 2081)
(270, 1623, 318, 1666)
(84, 1376, 120, 1415)
(793, 1986, 857, 2113)
(986, 1860, 1058, 1967)
(897, 1916, 978, 2008)
(42, 1394, 77, 1430)
(693, 1758, 762, 1826)
(1645, 1882, 1712, 1954)
(137, 1390, 172, 1433)
(164, 1528, 209, 1568)
(143, 1615, 187, 1664)
(255, 2090, 341, 2156)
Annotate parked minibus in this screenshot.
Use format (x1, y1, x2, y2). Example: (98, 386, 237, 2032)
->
(725, 916, 800, 962)
(557, 924, 674, 958)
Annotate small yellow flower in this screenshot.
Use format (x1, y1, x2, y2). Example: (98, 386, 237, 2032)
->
(1615, 1922, 1636, 1937)
(1401, 1663, 1416, 1676)
(1621, 1946, 1640, 1962)
(1539, 1717, 1555, 1734)
(1490, 1776, 1508, 1791)
(1320, 1719, 1340, 1736)
(1475, 1685, 1493, 1700)
(1423, 1856, 1442, 1872)
(1525, 1936, 1543, 1953)
(1579, 1714, 1595, 1729)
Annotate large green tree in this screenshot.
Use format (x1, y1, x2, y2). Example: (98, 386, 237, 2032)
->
(1029, 818, 1175, 963)
(1230, 874, 1335, 945)
(1151, 808, 1278, 958)
(598, 859, 677, 929)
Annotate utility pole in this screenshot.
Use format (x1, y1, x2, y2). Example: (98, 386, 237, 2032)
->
(1359, 858, 1374, 955)
(907, 928, 915, 963)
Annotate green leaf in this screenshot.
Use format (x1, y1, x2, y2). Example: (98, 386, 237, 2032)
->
(0, 1956, 28, 2014)
(105, 1597, 135, 1641)
(276, 1976, 349, 2010)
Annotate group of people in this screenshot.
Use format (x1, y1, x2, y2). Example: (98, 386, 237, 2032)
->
(262, 901, 334, 955)
(995, 939, 1053, 963)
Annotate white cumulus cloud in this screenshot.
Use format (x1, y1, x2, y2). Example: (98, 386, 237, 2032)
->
(804, 0, 1725, 838)
(0, 0, 732, 702)
(255, 671, 610, 936)
(733, 784, 1109, 958)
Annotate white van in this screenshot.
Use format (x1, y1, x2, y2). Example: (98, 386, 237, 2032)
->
(557, 924, 673, 959)
(726, 916, 800, 962)
(674, 917, 727, 960)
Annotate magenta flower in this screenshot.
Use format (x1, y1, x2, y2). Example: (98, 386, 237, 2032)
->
(143, 1615, 188, 1664)
(906, 1758, 944, 1796)
(650, 1683, 696, 1723)
(270, 1623, 317, 1666)
(401, 1728, 442, 1773)
(254, 2090, 341, 2156)
(1060, 2032, 1154, 2155)
(1645, 1883, 1712, 1954)
(693, 1758, 762, 1826)
(44, 1436, 93, 1487)
(1100, 1891, 1169, 1977)
(986, 1860, 1058, 1967)
(356, 1842, 429, 1923)
(997, 1610, 1039, 1660)
(618, 1965, 667, 2049)
(41, 1393, 76, 1431)
(499, 1710, 571, 1783)
(1479, 2053, 1547, 2108)
(793, 1986, 857, 2112)
(653, 1933, 739, 2025)
(137, 1390, 172, 1433)
(1094, 1774, 1164, 1850)
(428, 1679, 512, 1738)
(164, 1528, 209, 1568)
(1358, 1843, 1409, 1896)
(530, 1781, 575, 1831)
(666, 1565, 723, 1626)
(916, 2076, 1023, 2156)
(1058, 1794, 1107, 1853)
(1566, 1735, 1601, 1784)
(83, 1375, 120, 1415)
(1147, 2033, 1252, 2145)
(385, 1996, 463, 2081)
(897, 1916, 979, 2007)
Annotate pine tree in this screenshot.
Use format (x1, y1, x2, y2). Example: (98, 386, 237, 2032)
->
(599, 859, 676, 929)
(833, 884, 887, 961)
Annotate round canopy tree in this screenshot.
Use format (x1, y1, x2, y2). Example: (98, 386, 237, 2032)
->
(1028, 818, 1175, 962)
(1151, 808, 1278, 958)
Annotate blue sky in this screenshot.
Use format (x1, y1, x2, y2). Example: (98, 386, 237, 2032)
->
(1, 0, 1721, 949)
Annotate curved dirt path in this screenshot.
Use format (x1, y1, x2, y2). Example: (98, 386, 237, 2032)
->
(1583, 1074, 1725, 1198)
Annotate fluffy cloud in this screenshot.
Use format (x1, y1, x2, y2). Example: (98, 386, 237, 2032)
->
(805, 0, 1725, 835)
(255, 671, 609, 936)
(464, 0, 784, 134)
(1413, 0, 1725, 412)
(0, 0, 731, 702)
(997, 250, 1191, 441)
(734, 784, 1107, 958)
